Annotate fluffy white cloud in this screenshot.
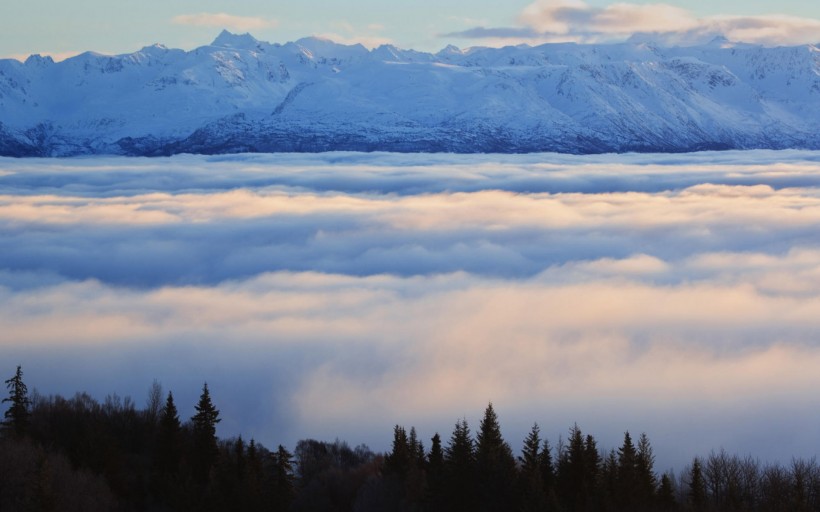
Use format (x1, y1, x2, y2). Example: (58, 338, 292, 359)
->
(4, 257, 820, 467)
(706, 15, 820, 47)
(171, 13, 279, 32)
(448, 0, 820, 46)
(519, 0, 699, 37)
(313, 20, 393, 49)
(3, 151, 820, 468)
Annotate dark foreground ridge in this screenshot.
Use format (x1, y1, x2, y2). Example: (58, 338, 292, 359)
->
(0, 32, 818, 157)
(2, 366, 819, 511)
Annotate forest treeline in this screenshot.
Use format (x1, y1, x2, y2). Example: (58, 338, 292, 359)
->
(2, 366, 820, 512)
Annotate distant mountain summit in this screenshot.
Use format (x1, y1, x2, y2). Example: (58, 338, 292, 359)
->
(0, 31, 818, 156)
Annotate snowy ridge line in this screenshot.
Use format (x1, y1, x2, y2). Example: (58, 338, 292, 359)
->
(0, 30, 818, 156)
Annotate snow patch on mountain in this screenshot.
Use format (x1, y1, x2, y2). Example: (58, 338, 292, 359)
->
(0, 31, 818, 156)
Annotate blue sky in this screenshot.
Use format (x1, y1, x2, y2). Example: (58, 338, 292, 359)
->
(1, 0, 818, 60)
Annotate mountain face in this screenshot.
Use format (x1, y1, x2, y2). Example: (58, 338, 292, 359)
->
(0, 30, 818, 156)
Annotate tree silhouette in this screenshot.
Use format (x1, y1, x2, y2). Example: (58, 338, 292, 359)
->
(408, 426, 425, 466)
(272, 444, 295, 512)
(520, 423, 548, 512)
(689, 457, 707, 512)
(616, 431, 639, 511)
(191, 382, 220, 486)
(2, 365, 30, 437)
(444, 418, 476, 512)
(636, 432, 658, 510)
(385, 425, 411, 477)
(475, 403, 518, 511)
(155, 391, 181, 475)
(657, 473, 677, 511)
(558, 424, 599, 512)
(426, 432, 446, 511)
(540, 437, 559, 511)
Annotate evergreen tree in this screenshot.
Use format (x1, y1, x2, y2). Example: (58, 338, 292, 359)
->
(271, 444, 295, 512)
(426, 432, 446, 512)
(558, 424, 598, 512)
(444, 418, 476, 512)
(190, 382, 221, 486)
(689, 457, 707, 512)
(155, 391, 181, 475)
(235, 435, 246, 480)
(636, 432, 658, 510)
(583, 434, 602, 510)
(475, 403, 518, 511)
(408, 426, 425, 467)
(520, 423, 548, 512)
(520, 423, 542, 475)
(384, 424, 425, 509)
(540, 438, 559, 511)
(657, 473, 677, 511)
(2, 365, 30, 437)
(616, 431, 639, 512)
(385, 425, 411, 476)
(405, 426, 426, 507)
(601, 449, 619, 512)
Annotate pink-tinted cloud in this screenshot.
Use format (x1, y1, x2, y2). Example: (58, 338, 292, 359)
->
(448, 0, 820, 46)
(171, 12, 279, 32)
(3, 152, 820, 467)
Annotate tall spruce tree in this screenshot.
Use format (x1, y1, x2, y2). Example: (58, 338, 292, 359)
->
(405, 426, 426, 506)
(689, 457, 707, 512)
(272, 444, 295, 512)
(245, 439, 264, 510)
(385, 425, 411, 476)
(616, 431, 639, 512)
(540, 438, 559, 511)
(601, 449, 619, 510)
(427, 433, 446, 512)
(191, 382, 221, 485)
(408, 426, 424, 467)
(636, 432, 658, 510)
(444, 418, 476, 512)
(584, 434, 602, 510)
(2, 365, 30, 437)
(475, 403, 518, 511)
(520, 423, 548, 512)
(520, 423, 542, 475)
(657, 473, 677, 511)
(156, 391, 181, 475)
(558, 424, 598, 512)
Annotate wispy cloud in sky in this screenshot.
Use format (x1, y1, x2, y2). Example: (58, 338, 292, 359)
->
(446, 0, 820, 46)
(2, 151, 820, 468)
(171, 13, 279, 32)
(313, 20, 393, 48)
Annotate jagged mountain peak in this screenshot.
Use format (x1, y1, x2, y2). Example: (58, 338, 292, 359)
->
(293, 36, 368, 60)
(0, 33, 818, 157)
(24, 54, 54, 66)
(140, 43, 169, 52)
(211, 30, 261, 50)
(437, 44, 463, 56)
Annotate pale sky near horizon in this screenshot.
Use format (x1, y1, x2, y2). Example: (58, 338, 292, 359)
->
(1, 0, 819, 61)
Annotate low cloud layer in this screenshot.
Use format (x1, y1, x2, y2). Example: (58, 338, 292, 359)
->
(2, 151, 820, 469)
(446, 0, 820, 46)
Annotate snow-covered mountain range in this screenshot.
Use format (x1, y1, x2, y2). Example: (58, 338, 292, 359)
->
(1, 30, 818, 156)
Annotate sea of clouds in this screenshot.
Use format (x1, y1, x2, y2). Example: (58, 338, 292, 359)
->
(2, 150, 820, 470)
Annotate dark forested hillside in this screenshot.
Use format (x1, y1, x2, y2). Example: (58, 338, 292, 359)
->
(2, 366, 820, 511)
